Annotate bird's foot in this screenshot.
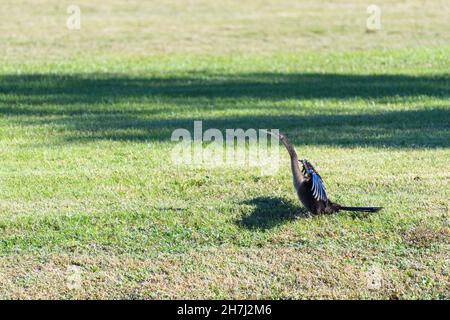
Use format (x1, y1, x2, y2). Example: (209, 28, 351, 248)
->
(300, 211, 312, 218)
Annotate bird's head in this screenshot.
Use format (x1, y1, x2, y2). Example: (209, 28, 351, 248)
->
(300, 159, 314, 175)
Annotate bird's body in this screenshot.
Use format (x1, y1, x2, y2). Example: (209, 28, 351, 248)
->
(297, 159, 341, 214)
(269, 131, 381, 215)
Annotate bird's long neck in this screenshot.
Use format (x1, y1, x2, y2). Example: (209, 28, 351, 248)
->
(283, 140, 304, 186)
(271, 132, 304, 185)
(262, 130, 304, 184)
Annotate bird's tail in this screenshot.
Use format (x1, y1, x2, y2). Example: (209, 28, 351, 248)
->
(339, 206, 382, 213)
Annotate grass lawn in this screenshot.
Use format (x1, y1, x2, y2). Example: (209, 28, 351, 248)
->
(0, 0, 448, 299)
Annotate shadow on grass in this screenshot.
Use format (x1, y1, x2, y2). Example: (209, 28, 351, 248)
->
(1, 73, 449, 106)
(8, 109, 446, 148)
(237, 197, 307, 230)
(0, 72, 448, 147)
(237, 196, 382, 231)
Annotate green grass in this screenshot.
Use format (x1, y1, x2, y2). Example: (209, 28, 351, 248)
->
(0, 1, 449, 299)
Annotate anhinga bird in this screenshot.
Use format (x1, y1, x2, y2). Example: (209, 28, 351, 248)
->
(268, 131, 382, 215)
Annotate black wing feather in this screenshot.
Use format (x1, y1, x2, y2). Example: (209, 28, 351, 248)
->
(301, 159, 328, 202)
(311, 172, 327, 202)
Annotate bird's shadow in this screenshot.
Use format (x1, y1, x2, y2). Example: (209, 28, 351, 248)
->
(236, 196, 308, 231)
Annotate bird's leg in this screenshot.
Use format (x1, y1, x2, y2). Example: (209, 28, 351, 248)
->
(299, 209, 312, 218)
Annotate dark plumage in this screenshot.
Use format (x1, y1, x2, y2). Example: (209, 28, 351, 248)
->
(269, 131, 382, 215)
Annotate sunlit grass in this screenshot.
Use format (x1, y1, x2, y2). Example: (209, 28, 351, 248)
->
(0, 0, 448, 299)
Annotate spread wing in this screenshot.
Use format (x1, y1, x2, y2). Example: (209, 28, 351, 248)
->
(311, 172, 327, 202)
(301, 160, 328, 202)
